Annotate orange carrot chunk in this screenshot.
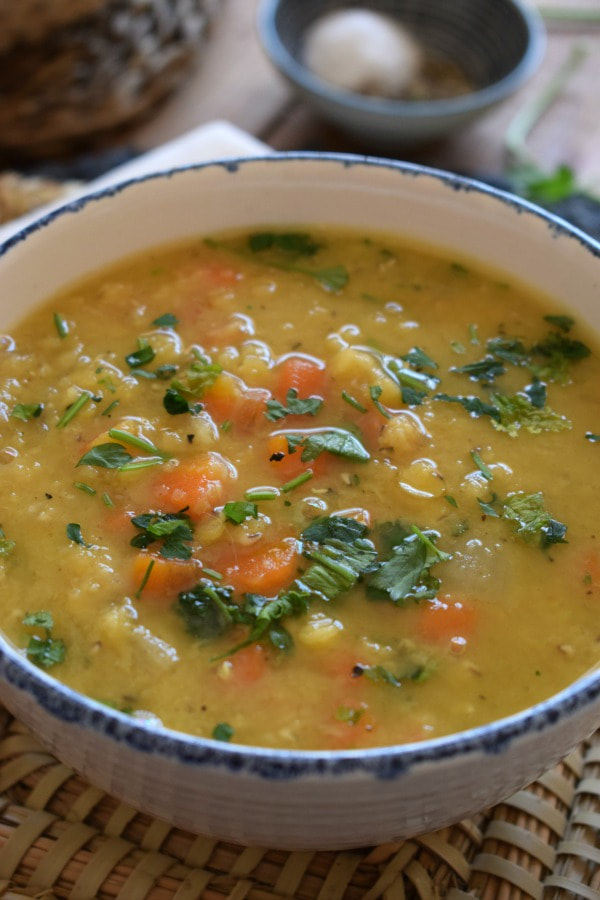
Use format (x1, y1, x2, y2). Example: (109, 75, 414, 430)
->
(131, 553, 200, 601)
(223, 537, 299, 596)
(153, 452, 234, 520)
(276, 355, 328, 403)
(203, 373, 269, 430)
(417, 597, 476, 647)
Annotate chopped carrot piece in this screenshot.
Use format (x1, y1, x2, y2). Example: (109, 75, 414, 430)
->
(131, 553, 200, 601)
(416, 597, 476, 647)
(276, 355, 328, 403)
(153, 451, 234, 520)
(267, 432, 329, 481)
(581, 551, 600, 587)
(225, 644, 267, 686)
(222, 537, 299, 596)
(203, 372, 269, 429)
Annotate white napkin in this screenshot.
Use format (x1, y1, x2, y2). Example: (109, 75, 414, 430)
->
(0, 121, 270, 245)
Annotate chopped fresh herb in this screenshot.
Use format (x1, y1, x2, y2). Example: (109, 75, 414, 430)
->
(470, 450, 493, 481)
(74, 481, 96, 496)
(135, 559, 155, 599)
(543, 314, 574, 333)
(384, 356, 440, 406)
(336, 706, 363, 724)
(163, 387, 203, 416)
(285, 429, 370, 463)
(11, 403, 43, 421)
(302, 516, 367, 544)
(487, 336, 529, 366)
(453, 356, 505, 382)
(98, 375, 117, 393)
(0, 526, 16, 557)
(310, 265, 349, 292)
(451, 341, 466, 355)
(53, 313, 69, 338)
(503, 492, 567, 548)
(451, 261, 469, 275)
(281, 470, 313, 493)
(177, 579, 235, 640)
(101, 399, 120, 417)
(491, 392, 570, 437)
(203, 568, 223, 581)
(265, 388, 323, 422)
(469, 324, 479, 345)
(434, 393, 500, 420)
(400, 347, 439, 370)
(360, 657, 432, 687)
(152, 312, 179, 327)
(244, 487, 279, 501)
(102, 491, 114, 508)
(369, 385, 391, 419)
(444, 494, 458, 508)
(131, 509, 194, 560)
(223, 501, 259, 525)
(107, 428, 171, 460)
(221, 420, 232, 432)
(77, 443, 134, 469)
(249, 232, 320, 256)
(212, 722, 234, 742)
(66, 523, 90, 547)
(368, 525, 451, 604)
(117, 456, 163, 472)
(585, 432, 600, 442)
(22, 611, 65, 669)
(56, 392, 91, 428)
(341, 390, 367, 413)
(125, 342, 155, 369)
(477, 493, 501, 518)
(171, 359, 222, 398)
(524, 378, 547, 409)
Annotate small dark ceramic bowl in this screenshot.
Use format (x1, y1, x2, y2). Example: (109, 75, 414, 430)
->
(258, 0, 545, 145)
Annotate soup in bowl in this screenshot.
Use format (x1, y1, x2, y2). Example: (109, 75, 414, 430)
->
(0, 155, 599, 849)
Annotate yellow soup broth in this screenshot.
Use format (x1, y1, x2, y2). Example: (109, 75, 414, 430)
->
(1, 228, 600, 750)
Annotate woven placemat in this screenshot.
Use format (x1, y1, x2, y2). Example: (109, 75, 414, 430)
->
(0, 706, 598, 899)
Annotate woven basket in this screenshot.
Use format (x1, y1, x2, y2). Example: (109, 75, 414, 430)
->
(0, 0, 219, 160)
(0, 705, 598, 899)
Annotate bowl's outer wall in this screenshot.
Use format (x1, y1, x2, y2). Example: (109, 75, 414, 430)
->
(1, 156, 600, 849)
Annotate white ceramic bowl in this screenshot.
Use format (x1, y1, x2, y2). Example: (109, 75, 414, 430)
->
(1, 155, 599, 851)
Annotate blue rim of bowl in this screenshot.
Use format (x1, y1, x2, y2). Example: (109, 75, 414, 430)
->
(257, 0, 546, 118)
(1, 152, 599, 781)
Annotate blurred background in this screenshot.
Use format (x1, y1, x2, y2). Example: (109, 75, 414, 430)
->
(1, 0, 598, 236)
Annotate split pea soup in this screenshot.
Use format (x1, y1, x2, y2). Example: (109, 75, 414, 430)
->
(1, 227, 600, 751)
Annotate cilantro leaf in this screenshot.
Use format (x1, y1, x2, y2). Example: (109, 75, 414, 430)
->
(400, 347, 439, 370)
(524, 378, 546, 409)
(359, 656, 433, 687)
(543, 315, 574, 332)
(487, 337, 529, 366)
(470, 450, 493, 481)
(152, 313, 179, 327)
(23, 611, 54, 629)
(477, 493, 501, 517)
(452, 356, 505, 382)
(125, 343, 155, 369)
(502, 492, 567, 548)
(491, 392, 570, 437)
(176, 580, 235, 640)
(131, 510, 194, 560)
(585, 432, 600, 442)
(11, 403, 43, 421)
(212, 722, 234, 742)
(223, 501, 259, 525)
(22, 610, 65, 669)
(163, 387, 202, 416)
(0, 526, 16, 557)
(368, 526, 451, 604)
(370, 385, 391, 419)
(301, 535, 378, 601)
(248, 232, 321, 256)
(66, 523, 90, 547)
(265, 388, 323, 422)
(434, 394, 501, 420)
(26, 636, 66, 669)
(302, 515, 367, 544)
(384, 357, 440, 406)
(285, 429, 370, 463)
(171, 359, 222, 397)
(76, 443, 134, 469)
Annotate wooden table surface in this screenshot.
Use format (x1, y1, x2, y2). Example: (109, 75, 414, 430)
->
(134, 0, 600, 195)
